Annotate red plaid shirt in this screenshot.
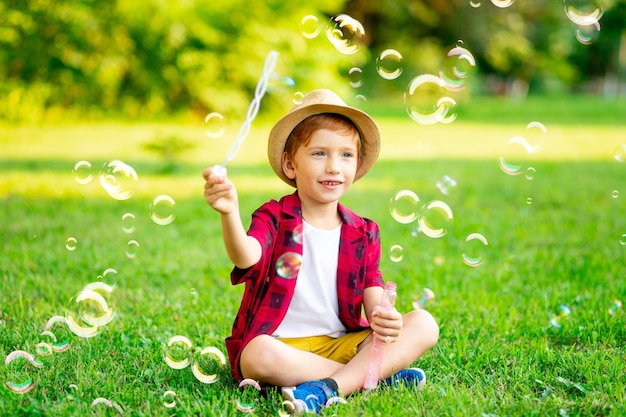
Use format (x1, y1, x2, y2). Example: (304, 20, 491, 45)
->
(225, 192, 384, 380)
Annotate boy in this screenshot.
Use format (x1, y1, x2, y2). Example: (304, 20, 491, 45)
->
(203, 89, 439, 414)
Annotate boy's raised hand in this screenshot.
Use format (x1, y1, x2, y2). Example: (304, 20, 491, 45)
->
(203, 166, 238, 214)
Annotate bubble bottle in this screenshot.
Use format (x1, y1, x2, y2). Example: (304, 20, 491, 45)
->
(363, 281, 397, 390)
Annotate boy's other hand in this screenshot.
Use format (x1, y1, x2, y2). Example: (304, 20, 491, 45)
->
(370, 306, 403, 343)
(203, 167, 238, 214)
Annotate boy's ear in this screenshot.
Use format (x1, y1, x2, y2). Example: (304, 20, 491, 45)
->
(281, 152, 296, 180)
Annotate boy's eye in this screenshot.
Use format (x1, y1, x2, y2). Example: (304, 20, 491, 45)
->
(342, 152, 354, 158)
(312, 151, 325, 157)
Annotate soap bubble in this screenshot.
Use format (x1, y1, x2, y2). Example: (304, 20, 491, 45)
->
(163, 390, 177, 408)
(164, 335, 193, 370)
(388, 245, 404, 262)
(43, 316, 72, 352)
(121, 213, 136, 234)
(439, 43, 476, 90)
(620, 234, 626, 246)
(236, 378, 262, 413)
(326, 14, 365, 55)
(376, 49, 403, 80)
(461, 233, 489, 267)
(418, 201, 453, 238)
(91, 398, 113, 408)
(575, 19, 601, 44)
(436, 175, 457, 195)
(73, 161, 93, 185)
(405, 74, 457, 125)
(491, 0, 515, 7)
(150, 195, 176, 225)
(469, 1, 482, 8)
(412, 288, 436, 309)
(608, 300, 622, 315)
(300, 15, 321, 39)
(203, 112, 226, 139)
(614, 144, 626, 162)
(564, 0, 603, 26)
(279, 400, 299, 416)
(276, 252, 302, 279)
(65, 282, 117, 338)
(390, 189, 420, 224)
(192, 346, 226, 384)
(65, 237, 77, 251)
(526, 167, 536, 181)
(612, 190, 619, 199)
(498, 136, 540, 176)
(4, 350, 43, 394)
(348, 67, 364, 88)
(293, 92, 304, 105)
(126, 240, 140, 259)
(99, 160, 138, 201)
(292, 223, 303, 244)
(550, 305, 571, 328)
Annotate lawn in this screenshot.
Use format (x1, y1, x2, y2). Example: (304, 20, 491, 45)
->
(1, 96, 625, 416)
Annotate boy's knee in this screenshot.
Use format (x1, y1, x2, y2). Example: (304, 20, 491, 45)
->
(240, 335, 277, 378)
(405, 309, 439, 347)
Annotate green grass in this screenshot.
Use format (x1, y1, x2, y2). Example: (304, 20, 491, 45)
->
(1, 97, 625, 416)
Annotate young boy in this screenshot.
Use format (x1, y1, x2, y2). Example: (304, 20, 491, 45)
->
(203, 89, 439, 414)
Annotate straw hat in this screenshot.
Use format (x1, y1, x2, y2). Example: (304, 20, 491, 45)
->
(268, 89, 380, 187)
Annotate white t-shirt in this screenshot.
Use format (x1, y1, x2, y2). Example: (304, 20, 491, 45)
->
(272, 220, 347, 338)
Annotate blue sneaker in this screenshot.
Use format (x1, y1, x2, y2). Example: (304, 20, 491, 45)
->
(383, 368, 426, 389)
(281, 380, 339, 415)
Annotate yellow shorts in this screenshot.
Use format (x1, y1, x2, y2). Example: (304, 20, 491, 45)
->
(278, 329, 372, 364)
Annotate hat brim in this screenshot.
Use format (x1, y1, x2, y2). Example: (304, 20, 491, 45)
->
(268, 101, 380, 188)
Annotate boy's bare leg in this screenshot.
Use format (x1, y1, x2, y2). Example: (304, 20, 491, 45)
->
(239, 309, 439, 395)
(240, 335, 346, 386)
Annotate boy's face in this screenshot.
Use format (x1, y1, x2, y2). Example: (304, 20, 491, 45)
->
(282, 128, 361, 204)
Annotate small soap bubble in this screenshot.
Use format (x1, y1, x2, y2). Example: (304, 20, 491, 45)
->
(575, 19, 601, 44)
(439, 43, 476, 90)
(300, 15, 321, 39)
(236, 379, 262, 413)
(491, 0, 515, 7)
(35, 342, 53, 357)
(469, 1, 482, 7)
(436, 175, 457, 195)
(611, 190, 619, 199)
(412, 288, 436, 309)
(526, 197, 533, 205)
(203, 112, 226, 139)
(526, 167, 536, 181)
(354, 94, 367, 103)
(614, 144, 626, 162)
(43, 316, 72, 352)
(608, 300, 622, 315)
(4, 350, 43, 394)
(292, 223, 303, 244)
(325, 396, 348, 408)
(376, 49, 403, 80)
(620, 234, 626, 246)
(418, 201, 453, 239)
(498, 136, 538, 176)
(461, 232, 489, 267)
(126, 240, 140, 259)
(164, 335, 193, 370)
(163, 390, 177, 408)
(348, 67, 364, 88)
(564, 1, 603, 26)
(192, 346, 226, 384)
(326, 14, 365, 55)
(65, 237, 78, 251)
(91, 397, 114, 408)
(388, 245, 404, 263)
(99, 160, 138, 201)
(293, 92, 304, 104)
(279, 400, 299, 417)
(150, 195, 176, 225)
(72, 160, 93, 185)
(121, 213, 136, 233)
(405, 74, 457, 125)
(390, 189, 420, 224)
(276, 252, 302, 279)
(550, 305, 571, 328)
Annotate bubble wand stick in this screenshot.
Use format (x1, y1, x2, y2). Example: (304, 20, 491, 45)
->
(363, 281, 397, 390)
(211, 50, 279, 177)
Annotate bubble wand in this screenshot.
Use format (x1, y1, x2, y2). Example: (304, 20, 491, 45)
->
(211, 50, 279, 177)
(363, 281, 397, 390)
